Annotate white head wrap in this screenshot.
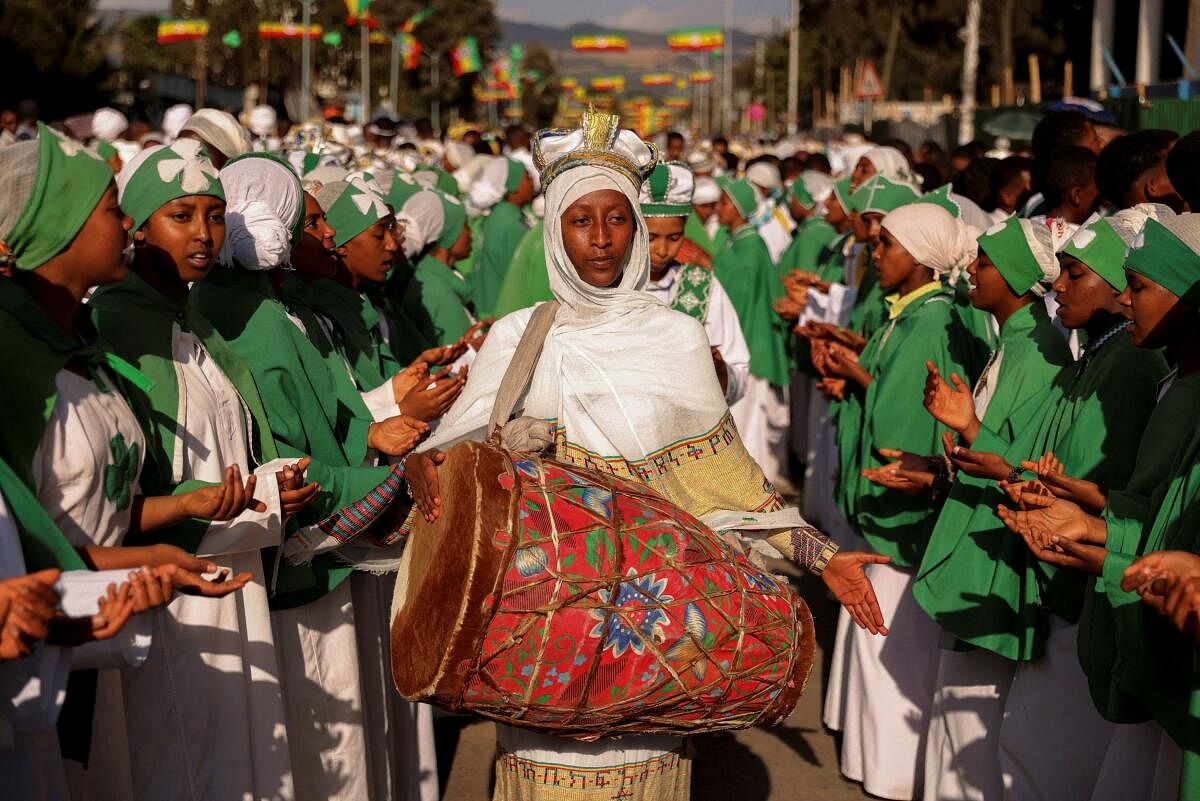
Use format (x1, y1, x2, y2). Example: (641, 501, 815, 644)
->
(745, 162, 782, 193)
(799, 171, 835, 204)
(881, 204, 977, 279)
(445, 142, 474, 170)
(92, 107, 128, 141)
(469, 156, 515, 210)
(638, 161, 695, 213)
(692, 176, 721, 205)
(180, 109, 252, 160)
(161, 104, 193, 141)
(543, 167, 651, 322)
(860, 145, 914, 185)
(1105, 203, 1177, 247)
(400, 190, 446, 252)
(247, 106, 277, 138)
(218, 156, 301, 270)
(686, 150, 717, 175)
(530, 194, 546, 220)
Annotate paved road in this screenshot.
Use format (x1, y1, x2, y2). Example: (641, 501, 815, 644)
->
(432, 566, 870, 800)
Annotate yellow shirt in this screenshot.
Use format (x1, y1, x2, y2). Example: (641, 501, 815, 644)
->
(885, 281, 942, 320)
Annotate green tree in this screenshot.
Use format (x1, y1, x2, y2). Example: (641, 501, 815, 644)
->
(519, 43, 560, 128)
(0, 0, 110, 116)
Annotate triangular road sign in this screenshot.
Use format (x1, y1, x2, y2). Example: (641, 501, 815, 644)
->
(855, 60, 885, 100)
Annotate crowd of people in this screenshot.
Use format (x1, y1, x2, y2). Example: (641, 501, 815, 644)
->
(0, 94, 1198, 801)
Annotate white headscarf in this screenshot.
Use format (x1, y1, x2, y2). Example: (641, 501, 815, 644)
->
(399, 190, 446, 254)
(693, 176, 721, 205)
(180, 109, 252, 160)
(468, 156, 513, 211)
(882, 203, 977, 279)
(247, 106, 277, 138)
(218, 155, 301, 270)
(860, 145, 914, 186)
(445, 142, 474, 170)
(92, 107, 128, 141)
(161, 104, 193, 142)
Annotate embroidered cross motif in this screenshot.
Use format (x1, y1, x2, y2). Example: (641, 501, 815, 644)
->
(104, 433, 139, 512)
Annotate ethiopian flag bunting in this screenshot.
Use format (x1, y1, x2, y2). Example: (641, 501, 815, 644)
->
(667, 26, 723, 51)
(641, 73, 673, 87)
(450, 36, 482, 76)
(401, 7, 435, 33)
(664, 96, 691, 109)
(690, 70, 713, 83)
(157, 18, 209, 44)
(590, 75, 625, 92)
(399, 33, 422, 69)
(257, 22, 323, 39)
(571, 33, 627, 52)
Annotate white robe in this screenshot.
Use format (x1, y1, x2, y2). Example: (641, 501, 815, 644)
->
(643, 264, 751, 406)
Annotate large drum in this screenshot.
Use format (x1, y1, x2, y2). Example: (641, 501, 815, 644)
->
(390, 441, 816, 740)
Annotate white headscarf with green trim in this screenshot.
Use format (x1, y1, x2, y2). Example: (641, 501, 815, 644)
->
(116, 139, 223, 230)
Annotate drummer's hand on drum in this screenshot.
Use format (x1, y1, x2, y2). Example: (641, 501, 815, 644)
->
(822, 551, 891, 635)
(404, 449, 445, 523)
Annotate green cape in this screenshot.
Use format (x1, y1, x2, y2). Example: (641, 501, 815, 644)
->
(470, 201, 528, 319)
(492, 219, 552, 317)
(714, 226, 790, 387)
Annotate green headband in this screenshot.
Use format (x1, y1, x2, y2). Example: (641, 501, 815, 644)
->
(830, 175, 854, 213)
(386, 171, 422, 211)
(977, 217, 1045, 296)
(323, 180, 392, 247)
(788, 178, 815, 209)
(119, 140, 224, 231)
(640, 160, 693, 217)
(1125, 218, 1200, 304)
(416, 164, 460, 197)
(1061, 216, 1129, 291)
(437, 192, 468, 250)
(718, 176, 758, 220)
(914, 184, 963, 218)
(849, 175, 919, 216)
(4, 123, 115, 270)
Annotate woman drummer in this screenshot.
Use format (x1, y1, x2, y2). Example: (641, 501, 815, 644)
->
(402, 110, 889, 801)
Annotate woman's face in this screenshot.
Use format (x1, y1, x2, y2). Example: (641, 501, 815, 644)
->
(871, 226, 920, 291)
(1119, 269, 1192, 348)
(292, 191, 338, 281)
(339, 215, 399, 284)
(788, 197, 813, 221)
(507, 170, 535, 207)
(851, 156, 876, 190)
(861, 211, 884, 244)
(560, 188, 634, 288)
(825, 195, 848, 229)
(57, 183, 132, 287)
(967, 251, 1013, 312)
(448, 221, 472, 261)
(138, 195, 226, 285)
(646, 215, 686, 274)
(850, 211, 868, 242)
(1051, 254, 1120, 330)
(692, 201, 716, 223)
(715, 190, 742, 228)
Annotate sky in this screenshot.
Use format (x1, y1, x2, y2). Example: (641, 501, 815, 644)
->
(95, 0, 785, 34)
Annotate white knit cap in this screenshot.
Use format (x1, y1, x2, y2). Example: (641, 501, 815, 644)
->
(161, 104, 194, 142)
(692, 176, 721, 205)
(247, 106, 277, 138)
(746, 161, 782, 192)
(92, 107, 128, 141)
(1105, 203, 1177, 247)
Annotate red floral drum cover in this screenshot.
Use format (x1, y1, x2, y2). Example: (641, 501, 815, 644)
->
(391, 441, 815, 740)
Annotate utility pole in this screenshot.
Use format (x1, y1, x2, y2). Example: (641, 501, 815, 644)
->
(360, 22, 370, 123)
(431, 52, 441, 133)
(300, 0, 312, 122)
(959, 0, 980, 144)
(390, 34, 401, 116)
(723, 0, 733, 133)
(786, 0, 799, 134)
(880, 7, 901, 100)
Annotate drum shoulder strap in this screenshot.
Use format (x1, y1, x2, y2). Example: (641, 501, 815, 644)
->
(486, 299, 561, 442)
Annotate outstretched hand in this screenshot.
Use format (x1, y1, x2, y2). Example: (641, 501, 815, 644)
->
(822, 551, 891, 635)
(923, 361, 978, 439)
(1017, 451, 1107, 514)
(0, 568, 61, 660)
(404, 449, 445, 523)
(177, 465, 266, 520)
(276, 457, 321, 517)
(862, 448, 936, 496)
(368, 415, 430, 457)
(941, 432, 1010, 480)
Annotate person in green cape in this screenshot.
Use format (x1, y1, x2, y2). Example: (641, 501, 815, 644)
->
(400, 188, 487, 359)
(916, 212, 1169, 801)
(862, 208, 1077, 801)
(687, 175, 728, 259)
(776, 171, 838, 274)
(492, 195, 552, 316)
(468, 156, 535, 318)
(998, 210, 1200, 800)
(191, 153, 430, 801)
(92, 136, 329, 799)
(716, 176, 792, 487)
(640, 160, 750, 405)
(312, 177, 466, 423)
(820, 203, 981, 800)
(0, 124, 262, 789)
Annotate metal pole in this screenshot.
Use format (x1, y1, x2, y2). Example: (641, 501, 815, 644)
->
(723, 0, 733, 133)
(786, 0, 799, 134)
(360, 23, 370, 123)
(431, 52, 441, 132)
(390, 34, 401, 115)
(300, 0, 311, 121)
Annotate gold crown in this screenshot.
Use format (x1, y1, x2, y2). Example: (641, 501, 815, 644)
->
(532, 107, 658, 191)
